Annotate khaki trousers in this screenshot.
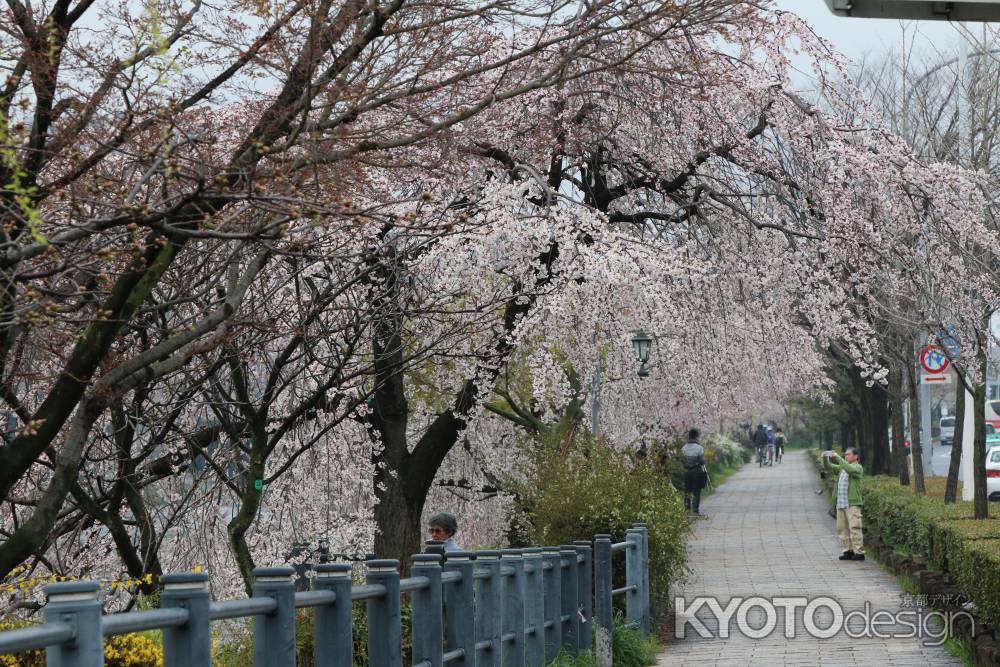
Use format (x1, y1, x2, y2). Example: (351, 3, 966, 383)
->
(836, 505, 864, 554)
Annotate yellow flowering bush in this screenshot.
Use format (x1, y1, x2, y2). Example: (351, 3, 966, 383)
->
(0, 569, 163, 667)
(0, 620, 162, 666)
(104, 632, 163, 667)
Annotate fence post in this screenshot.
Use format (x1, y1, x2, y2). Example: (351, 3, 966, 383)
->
(44, 581, 102, 667)
(593, 535, 613, 667)
(633, 523, 651, 634)
(366, 559, 402, 667)
(411, 554, 444, 667)
(559, 546, 579, 656)
(475, 550, 502, 667)
(252, 566, 296, 667)
(573, 540, 593, 652)
(541, 547, 562, 662)
(500, 549, 525, 667)
(161, 572, 211, 667)
(625, 530, 642, 631)
(313, 563, 352, 667)
(521, 548, 545, 667)
(425, 540, 446, 559)
(443, 552, 476, 667)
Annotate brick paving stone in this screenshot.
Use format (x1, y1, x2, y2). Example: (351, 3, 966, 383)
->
(658, 450, 962, 666)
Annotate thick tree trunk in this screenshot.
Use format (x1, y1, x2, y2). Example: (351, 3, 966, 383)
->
(869, 382, 891, 475)
(907, 364, 926, 495)
(945, 378, 965, 503)
(974, 340, 989, 519)
(373, 481, 427, 569)
(890, 367, 909, 485)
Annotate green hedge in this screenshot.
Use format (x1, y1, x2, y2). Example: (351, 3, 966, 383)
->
(839, 472, 1000, 630)
(951, 539, 1000, 632)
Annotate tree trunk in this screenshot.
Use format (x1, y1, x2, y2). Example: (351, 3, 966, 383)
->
(945, 377, 965, 503)
(890, 366, 909, 485)
(907, 363, 926, 494)
(974, 340, 989, 519)
(855, 377, 871, 463)
(373, 480, 427, 569)
(227, 448, 265, 595)
(869, 382, 891, 475)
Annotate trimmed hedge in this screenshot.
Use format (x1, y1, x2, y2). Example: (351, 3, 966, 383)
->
(952, 539, 1000, 635)
(825, 461, 1000, 631)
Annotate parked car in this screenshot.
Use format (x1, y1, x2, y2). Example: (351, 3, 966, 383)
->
(988, 444, 1000, 501)
(987, 400, 1000, 432)
(940, 416, 956, 447)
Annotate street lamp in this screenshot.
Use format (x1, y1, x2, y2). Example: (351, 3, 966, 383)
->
(631, 329, 653, 378)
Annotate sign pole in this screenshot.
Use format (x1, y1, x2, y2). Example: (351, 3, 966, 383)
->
(921, 379, 934, 476)
(962, 385, 975, 500)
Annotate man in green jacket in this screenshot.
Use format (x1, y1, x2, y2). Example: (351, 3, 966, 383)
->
(822, 448, 865, 561)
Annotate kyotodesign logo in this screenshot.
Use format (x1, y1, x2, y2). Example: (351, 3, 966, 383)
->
(674, 595, 970, 647)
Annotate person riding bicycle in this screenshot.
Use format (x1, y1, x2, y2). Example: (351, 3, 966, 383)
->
(774, 428, 786, 464)
(752, 424, 769, 465)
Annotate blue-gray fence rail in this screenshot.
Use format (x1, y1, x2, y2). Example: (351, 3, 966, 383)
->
(0, 523, 650, 667)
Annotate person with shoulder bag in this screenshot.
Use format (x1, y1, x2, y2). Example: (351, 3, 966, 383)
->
(681, 429, 707, 515)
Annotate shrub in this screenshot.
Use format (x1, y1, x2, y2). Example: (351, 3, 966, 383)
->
(840, 474, 1000, 631)
(0, 622, 163, 667)
(524, 439, 689, 621)
(951, 539, 1000, 630)
(612, 616, 657, 667)
(703, 433, 750, 467)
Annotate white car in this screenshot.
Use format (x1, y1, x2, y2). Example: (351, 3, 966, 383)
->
(988, 445, 1000, 501)
(940, 416, 955, 447)
(988, 400, 1000, 432)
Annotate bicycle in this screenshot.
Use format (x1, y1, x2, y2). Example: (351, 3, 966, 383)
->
(758, 445, 769, 467)
(774, 444, 783, 464)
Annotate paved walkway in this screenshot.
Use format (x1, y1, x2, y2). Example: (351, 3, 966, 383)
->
(661, 450, 961, 666)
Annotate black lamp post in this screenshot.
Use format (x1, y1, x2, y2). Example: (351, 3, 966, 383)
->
(631, 330, 653, 378)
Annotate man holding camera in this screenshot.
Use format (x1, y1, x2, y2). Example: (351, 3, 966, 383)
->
(822, 447, 865, 561)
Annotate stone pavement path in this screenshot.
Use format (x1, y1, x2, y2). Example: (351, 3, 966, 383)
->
(660, 450, 961, 666)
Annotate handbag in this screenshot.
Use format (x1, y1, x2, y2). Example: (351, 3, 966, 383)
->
(697, 466, 709, 490)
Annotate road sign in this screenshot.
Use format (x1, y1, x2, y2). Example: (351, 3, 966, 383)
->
(919, 345, 950, 374)
(938, 328, 961, 359)
(921, 374, 952, 385)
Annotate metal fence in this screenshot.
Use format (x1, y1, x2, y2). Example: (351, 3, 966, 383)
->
(0, 523, 650, 667)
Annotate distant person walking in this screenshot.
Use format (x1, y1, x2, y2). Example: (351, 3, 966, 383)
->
(681, 429, 707, 515)
(822, 448, 865, 561)
(428, 512, 461, 552)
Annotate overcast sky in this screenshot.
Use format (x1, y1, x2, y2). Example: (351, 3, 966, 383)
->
(774, 0, 965, 63)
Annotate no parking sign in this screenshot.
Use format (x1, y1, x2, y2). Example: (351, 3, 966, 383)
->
(919, 345, 950, 384)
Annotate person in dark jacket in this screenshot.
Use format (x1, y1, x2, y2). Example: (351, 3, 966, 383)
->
(752, 424, 769, 463)
(681, 429, 707, 514)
